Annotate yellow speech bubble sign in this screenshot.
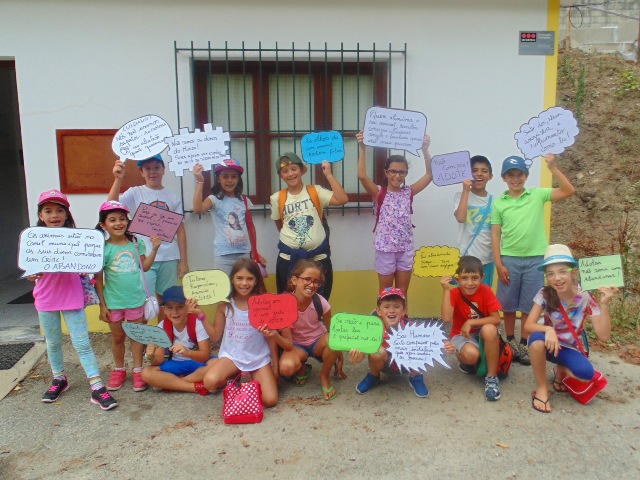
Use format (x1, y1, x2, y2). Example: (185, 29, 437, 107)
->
(413, 246, 460, 278)
(182, 270, 230, 305)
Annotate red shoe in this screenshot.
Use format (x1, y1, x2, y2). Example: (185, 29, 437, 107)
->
(194, 381, 209, 396)
(107, 370, 126, 391)
(132, 371, 148, 392)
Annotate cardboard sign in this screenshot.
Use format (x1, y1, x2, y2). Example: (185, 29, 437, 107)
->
(248, 293, 298, 330)
(413, 246, 460, 278)
(18, 227, 104, 278)
(182, 270, 230, 305)
(122, 322, 172, 348)
(432, 151, 472, 186)
(300, 131, 345, 164)
(112, 115, 173, 161)
(328, 313, 384, 354)
(362, 107, 427, 156)
(579, 255, 625, 291)
(385, 319, 449, 373)
(128, 203, 183, 243)
(514, 106, 579, 160)
(164, 123, 230, 176)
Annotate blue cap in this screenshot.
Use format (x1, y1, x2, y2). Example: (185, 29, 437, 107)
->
(161, 286, 186, 305)
(137, 153, 165, 167)
(500, 155, 528, 176)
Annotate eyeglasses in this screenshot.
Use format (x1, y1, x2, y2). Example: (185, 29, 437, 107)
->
(386, 169, 408, 177)
(298, 276, 323, 287)
(545, 268, 574, 280)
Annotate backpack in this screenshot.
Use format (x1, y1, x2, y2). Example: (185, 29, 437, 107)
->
(373, 186, 414, 233)
(161, 313, 199, 357)
(279, 185, 330, 241)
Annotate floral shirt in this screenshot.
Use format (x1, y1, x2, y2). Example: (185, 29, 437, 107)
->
(374, 185, 413, 252)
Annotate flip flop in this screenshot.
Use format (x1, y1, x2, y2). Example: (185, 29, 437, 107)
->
(294, 363, 312, 387)
(322, 383, 337, 401)
(552, 366, 568, 393)
(531, 391, 551, 413)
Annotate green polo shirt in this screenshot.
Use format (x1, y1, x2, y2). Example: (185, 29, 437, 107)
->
(491, 187, 552, 257)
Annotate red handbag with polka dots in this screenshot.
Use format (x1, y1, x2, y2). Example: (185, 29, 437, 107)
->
(223, 373, 264, 424)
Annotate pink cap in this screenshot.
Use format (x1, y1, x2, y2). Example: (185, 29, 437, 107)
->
(38, 189, 69, 207)
(377, 287, 406, 303)
(214, 158, 244, 174)
(99, 200, 130, 214)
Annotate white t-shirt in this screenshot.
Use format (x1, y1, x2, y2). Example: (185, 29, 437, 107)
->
(157, 318, 209, 362)
(453, 191, 493, 265)
(120, 185, 183, 261)
(207, 195, 251, 257)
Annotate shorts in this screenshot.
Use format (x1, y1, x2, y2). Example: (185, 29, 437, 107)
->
(214, 253, 250, 276)
(450, 332, 480, 352)
(159, 358, 208, 376)
(497, 255, 544, 313)
(374, 250, 414, 276)
(146, 260, 179, 296)
(293, 337, 323, 361)
(109, 306, 145, 322)
(528, 331, 594, 380)
(482, 262, 495, 288)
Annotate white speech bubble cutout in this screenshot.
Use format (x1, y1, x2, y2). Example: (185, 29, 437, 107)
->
(362, 107, 427, 156)
(386, 320, 449, 373)
(18, 227, 104, 278)
(163, 124, 230, 177)
(514, 106, 579, 160)
(112, 115, 173, 162)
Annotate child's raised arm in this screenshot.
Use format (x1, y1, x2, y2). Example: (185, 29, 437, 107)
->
(546, 153, 576, 202)
(453, 179, 473, 223)
(356, 131, 380, 200)
(589, 286, 618, 342)
(322, 161, 348, 206)
(141, 236, 161, 271)
(440, 275, 455, 322)
(211, 302, 228, 343)
(410, 135, 433, 196)
(192, 163, 214, 214)
(107, 160, 125, 202)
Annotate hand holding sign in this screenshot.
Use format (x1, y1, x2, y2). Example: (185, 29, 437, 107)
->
(122, 322, 172, 349)
(182, 270, 230, 305)
(579, 255, 625, 291)
(248, 293, 298, 330)
(163, 124, 230, 176)
(362, 107, 427, 156)
(413, 246, 460, 278)
(386, 319, 449, 373)
(128, 203, 184, 243)
(112, 115, 173, 161)
(301, 131, 345, 164)
(432, 151, 472, 186)
(328, 313, 384, 354)
(514, 106, 579, 160)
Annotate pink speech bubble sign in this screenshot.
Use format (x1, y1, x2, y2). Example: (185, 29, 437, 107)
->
(248, 293, 298, 330)
(127, 203, 183, 243)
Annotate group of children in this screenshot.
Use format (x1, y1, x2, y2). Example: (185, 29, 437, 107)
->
(28, 136, 617, 414)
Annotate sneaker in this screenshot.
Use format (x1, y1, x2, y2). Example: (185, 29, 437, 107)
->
(42, 377, 69, 403)
(507, 338, 521, 362)
(355, 372, 380, 394)
(409, 375, 429, 398)
(518, 343, 531, 366)
(90, 387, 118, 411)
(107, 370, 126, 391)
(485, 376, 501, 401)
(458, 362, 476, 375)
(132, 371, 147, 392)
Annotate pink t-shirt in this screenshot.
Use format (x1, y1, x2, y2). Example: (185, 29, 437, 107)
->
(291, 295, 330, 346)
(374, 185, 414, 252)
(33, 272, 84, 312)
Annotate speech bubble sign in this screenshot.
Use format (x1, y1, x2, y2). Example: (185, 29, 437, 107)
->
(112, 115, 173, 161)
(432, 151, 472, 187)
(182, 270, 231, 305)
(300, 131, 345, 164)
(413, 246, 460, 278)
(386, 319, 449, 373)
(18, 227, 104, 278)
(514, 106, 579, 160)
(163, 123, 230, 177)
(328, 313, 384, 354)
(362, 107, 427, 156)
(122, 322, 172, 348)
(128, 203, 184, 243)
(248, 293, 298, 330)
(579, 255, 625, 291)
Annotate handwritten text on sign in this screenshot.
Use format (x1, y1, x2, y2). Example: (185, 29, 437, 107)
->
(128, 203, 183, 243)
(248, 293, 298, 330)
(386, 319, 449, 373)
(413, 246, 460, 278)
(164, 124, 230, 177)
(579, 255, 625, 291)
(328, 313, 384, 354)
(182, 270, 231, 305)
(300, 131, 345, 164)
(122, 322, 172, 349)
(362, 107, 427, 156)
(18, 227, 104, 278)
(112, 115, 173, 161)
(514, 106, 579, 160)
(432, 151, 472, 187)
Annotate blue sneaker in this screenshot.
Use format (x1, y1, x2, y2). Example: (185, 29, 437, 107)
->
(355, 372, 380, 394)
(484, 376, 501, 401)
(409, 375, 429, 398)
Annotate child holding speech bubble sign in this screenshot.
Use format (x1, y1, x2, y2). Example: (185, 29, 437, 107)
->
(29, 190, 117, 410)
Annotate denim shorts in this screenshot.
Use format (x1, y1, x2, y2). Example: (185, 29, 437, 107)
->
(374, 250, 414, 275)
(450, 332, 480, 352)
(293, 337, 323, 361)
(147, 260, 179, 296)
(497, 255, 544, 313)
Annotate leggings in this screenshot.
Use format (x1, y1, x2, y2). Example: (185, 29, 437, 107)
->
(528, 331, 594, 380)
(38, 309, 100, 379)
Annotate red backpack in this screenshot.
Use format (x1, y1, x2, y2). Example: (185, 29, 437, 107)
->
(162, 313, 199, 348)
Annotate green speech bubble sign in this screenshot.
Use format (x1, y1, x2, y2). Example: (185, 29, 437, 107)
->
(182, 269, 230, 305)
(328, 313, 384, 354)
(579, 255, 625, 291)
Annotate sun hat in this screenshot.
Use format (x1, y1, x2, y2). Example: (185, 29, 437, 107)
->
(38, 189, 69, 207)
(500, 155, 529, 176)
(136, 153, 165, 167)
(377, 287, 407, 303)
(538, 244, 578, 271)
(276, 152, 306, 173)
(99, 200, 130, 214)
(161, 285, 186, 305)
(214, 158, 244, 175)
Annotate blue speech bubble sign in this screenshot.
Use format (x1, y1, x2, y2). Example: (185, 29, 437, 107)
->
(300, 131, 345, 164)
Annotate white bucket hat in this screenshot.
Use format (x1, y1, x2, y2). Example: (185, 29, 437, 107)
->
(538, 244, 578, 271)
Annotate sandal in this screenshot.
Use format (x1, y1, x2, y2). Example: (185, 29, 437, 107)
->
(552, 366, 568, 393)
(322, 383, 337, 401)
(294, 363, 312, 387)
(531, 391, 551, 413)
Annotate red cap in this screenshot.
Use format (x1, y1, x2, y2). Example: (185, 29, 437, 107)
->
(38, 189, 69, 207)
(214, 158, 244, 174)
(377, 287, 406, 303)
(99, 200, 130, 214)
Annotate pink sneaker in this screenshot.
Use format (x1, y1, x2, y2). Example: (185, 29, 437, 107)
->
(132, 371, 148, 392)
(107, 370, 126, 391)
